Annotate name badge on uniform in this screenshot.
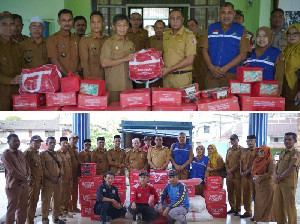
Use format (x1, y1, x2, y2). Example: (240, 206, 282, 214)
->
(61, 52, 66, 57)
(112, 190, 115, 194)
(25, 57, 32, 63)
(89, 43, 96, 50)
(213, 29, 219, 34)
(138, 193, 141, 197)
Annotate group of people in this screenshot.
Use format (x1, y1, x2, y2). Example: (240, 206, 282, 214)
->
(1, 2, 300, 111)
(2, 130, 299, 223)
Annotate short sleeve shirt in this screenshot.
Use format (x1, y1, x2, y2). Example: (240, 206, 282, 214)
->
(147, 146, 170, 169)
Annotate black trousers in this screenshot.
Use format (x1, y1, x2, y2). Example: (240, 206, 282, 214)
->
(99, 202, 126, 222)
(128, 203, 159, 221)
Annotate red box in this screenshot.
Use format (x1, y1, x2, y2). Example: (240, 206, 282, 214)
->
(180, 178, 201, 186)
(79, 79, 105, 96)
(89, 191, 97, 200)
(149, 170, 168, 184)
(81, 205, 92, 217)
(211, 88, 229, 100)
(77, 93, 108, 110)
(106, 102, 151, 111)
(206, 203, 227, 218)
(113, 176, 126, 185)
(13, 94, 45, 111)
(118, 189, 126, 204)
(229, 79, 251, 95)
(240, 95, 285, 111)
(34, 106, 61, 111)
(187, 185, 195, 197)
(180, 83, 201, 103)
(81, 163, 97, 170)
(46, 92, 77, 107)
(152, 103, 197, 111)
(61, 72, 80, 92)
(195, 96, 240, 111)
(153, 184, 167, 196)
(206, 176, 222, 185)
(151, 87, 182, 106)
(204, 189, 226, 204)
(79, 191, 92, 205)
(78, 176, 103, 191)
(81, 170, 96, 177)
(61, 106, 104, 111)
(251, 81, 279, 97)
(205, 183, 222, 191)
(90, 200, 101, 220)
(237, 66, 263, 82)
(120, 88, 151, 108)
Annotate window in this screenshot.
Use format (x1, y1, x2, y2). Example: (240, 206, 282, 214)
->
(45, 131, 55, 137)
(270, 137, 284, 143)
(204, 125, 210, 133)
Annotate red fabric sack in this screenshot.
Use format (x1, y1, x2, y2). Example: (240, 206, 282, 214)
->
(61, 71, 80, 92)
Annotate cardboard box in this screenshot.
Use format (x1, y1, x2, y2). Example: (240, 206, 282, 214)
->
(46, 92, 77, 107)
(89, 200, 101, 220)
(229, 79, 251, 95)
(118, 189, 126, 204)
(152, 103, 197, 111)
(113, 176, 126, 185)
(149, 170, 168, 184)
(152, 87, 182, 106)
(153, 184, 167, 196)
(251, 81, 279, 97)
(180, 178, 201, 186)
(206, 203, 227, 218)
(240, 95, 285, 111)
(180, 83, 201, 103)
(13, 94, 45, 111)
(81, 163, 97, 177)
(204, 189, 226, 204)
(81, 205, 92, 217)
(195, 96, 240, 111)
(206, 176, 222, 185)
(79, 79, 105, 96)
(61, 73, 80, 92)
(237, 66, 263, 82)
(77, 93, 108, 110)
(78, 176, 103, 191)
(106, 102, 151, 111)
(187, 185, 195, 197)
(79, 191, 92, 206)
(120, 88, 151, 108)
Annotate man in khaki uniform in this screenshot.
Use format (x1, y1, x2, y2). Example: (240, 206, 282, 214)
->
(46, 9, 80, 77)
(73, 16, 87, 38)
(200, 2, 251, 89)
(91, 137, 109, 175)
(0, 11, 23, 111)
(12, 14, 29, 43)
(125, 138, 148, 171)
(79, 11, 109, 79)
(270, 8, 287, 50)
(79, 139, 92, 163)
(107, 135, 126, 176)
(40, 137, 65, 224)
(20, 16, 48, 69)
(67, 133, 80, 213)
(101, 14, 135, 103)
(127, 13, 148, 51)
(57, 137, 73, 219)
(24, 135, 43, 224)
(273, 132, 300, 224)
(162, 9, 196, 88)
(239, 135, 257, 219)
(2, 134, 31, 224)
(225, 134, 243, 216)
(187, 19, 207, 90)
(147, 136, 170, 170)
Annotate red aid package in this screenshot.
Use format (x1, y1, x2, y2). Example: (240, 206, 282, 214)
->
(153, 184, 167, 196)
(206, 176, 222, 185)
(180, 83, 201, 103)
(79, 190, 92, 206)
(211, 87, 229, 100)
(77, 93, 108, 110)
(239, 95, 285, 111)
(152, 103, 197, 111)
(195, 96, 240, 111)
(152, 87, 182, 106)
(180, 178, 201, 186)
(106, 102, 151, 111)
(129, 48, 163, 80)
(19, 64, 61, 94)
(46, 92, 77, 107)
(81, 205, 92, 217)
(204, 189, 226, 204)
(79, 78, 105, 96)
(229, 79, 252, 95)
(120, 88, 151, 108)
(118, 189, 126, 204)
(89, 200, 101, 220)
(60, 71, 80, 92)
(149, 170, 168, 184)
(206, 203, 227, 218)
(81, 163, 97, 177)
(186, 185, 195, 197)
(251, 81, 279, 97)
(237, 66, 263, 82)
(78, 176, 103, 191)
(13, 93, 45, 111)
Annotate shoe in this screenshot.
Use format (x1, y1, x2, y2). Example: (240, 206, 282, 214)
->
(227, 209, 236, 214)
(54, 218, 66, 224)
(234, 212, 241, 216)
(250, 217, 255, 221)
(240, 213, 252, 218)
(63, 212, 74, 218)
(73, 208, 81, 213)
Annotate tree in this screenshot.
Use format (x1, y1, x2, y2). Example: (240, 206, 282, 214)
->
(5, 116, 21, 121)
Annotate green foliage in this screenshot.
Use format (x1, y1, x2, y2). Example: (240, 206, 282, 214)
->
(5, 116, 21, 121)
(271, 148, 284, 156)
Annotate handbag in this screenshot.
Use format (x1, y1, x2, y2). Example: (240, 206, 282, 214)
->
(220, 167, 227, 178)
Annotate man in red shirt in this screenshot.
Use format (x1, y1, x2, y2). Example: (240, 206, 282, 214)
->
(141, 136, 152, 152)
(129, 171, 159, 223)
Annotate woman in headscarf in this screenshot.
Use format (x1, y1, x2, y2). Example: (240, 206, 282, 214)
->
(189, 145, 209, 196)
(243, 26, 284, 88)
(206, 144, 225, 185)
(251, 145, 275, 222)
(282, 24, 300, 110)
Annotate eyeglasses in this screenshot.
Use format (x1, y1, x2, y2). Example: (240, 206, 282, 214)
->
(287, 32, 299, 37)
(207, 147, 213, 149)
(30, 25, 43, 29)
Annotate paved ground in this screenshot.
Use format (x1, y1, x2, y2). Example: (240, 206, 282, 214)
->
(0, 172, 299, 223)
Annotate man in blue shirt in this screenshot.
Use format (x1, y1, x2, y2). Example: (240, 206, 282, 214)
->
(95, 171, 126, 224)
(155, 170, 189, 224)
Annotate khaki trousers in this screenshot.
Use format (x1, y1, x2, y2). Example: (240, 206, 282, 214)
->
(241, 177, 254, 214)
(69, 178, 79, 211)
(177, 169, 189, 180)
(41, 182, 61, 222)
(205, 71, 237, 89)
(163, 72, 192, 88)
(27, 183, 41, 224)
(226, 177, 242, 212)
(60, 182, 72, 213)
(109, 91, 121, 104)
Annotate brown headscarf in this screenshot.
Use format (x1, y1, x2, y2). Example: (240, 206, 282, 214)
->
(251, 145, 272, 176)
(255, 26, 273, 58)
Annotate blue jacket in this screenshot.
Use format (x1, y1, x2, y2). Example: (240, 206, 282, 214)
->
(96, 182, 120, 204)
(208, 22, 244, 73)
(159, 182, 189, 210)
(244, 46, 282, 80)
(189, 156, 209, 180)
(172, 142, 191, 170)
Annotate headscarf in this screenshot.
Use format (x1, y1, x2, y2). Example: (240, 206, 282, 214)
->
(283, 23, 300, 89)
(255, 26, 273, 58)
(207, 144, 220, 169)
(251, 145, 272, 176)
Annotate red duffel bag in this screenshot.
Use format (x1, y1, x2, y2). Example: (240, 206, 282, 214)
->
(19, 64, 62, 94)
(129, 48, 163, 80)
